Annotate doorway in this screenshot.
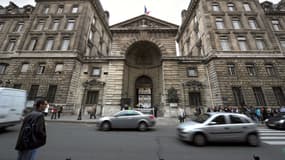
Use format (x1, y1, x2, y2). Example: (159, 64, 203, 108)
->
(135, 76, 152, 108)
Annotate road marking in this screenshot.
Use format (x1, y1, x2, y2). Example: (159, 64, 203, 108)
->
(261, 137, 285, 140)
(260, 133, 285, 136)
(258, 128, 285, 145)
(262, 141, 285, 145)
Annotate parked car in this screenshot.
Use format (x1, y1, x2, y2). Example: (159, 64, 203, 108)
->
(177, 112, 260, 146)
(97, 110, 156, 131)
(265, 112, 285, 130)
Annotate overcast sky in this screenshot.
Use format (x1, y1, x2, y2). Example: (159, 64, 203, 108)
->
(0, 0, 280, 25)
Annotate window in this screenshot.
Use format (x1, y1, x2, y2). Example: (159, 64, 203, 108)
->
(28, 38, 38, 50)
(211, 115, 226, 125)
(228, 3, 235, 11)
(71, 5, 79, 13)
(55, 64, 63, 73)
(37, 63, 46, 74)
(227, 64, 236, 75)
(13, 84, 22, 89)
(86, 45, 92, 56)
(189, 92, 201, 106)
(243, 3, 251, 11)
(187, 67, 198, 77)
(237, 36, 248, 51)
(66, 19, 75, 30)
(51, 19, 60, 30)
(280, 39, 285, 49)
(6, 39, 16, 51)
(273, 87, 285, 106)
(232, 87, 245, 106)
(91, 67, 101, 76)
(253, 87, 266, 106)
(272, 20, 281, 31)
(220, 36, 230, 51)
(21, 63, 29, 73)
(265, 64, 276, 76)
(92, 17, 96, 25)
(46, 85, 57, 103)
(246, 63, 256, 76)
(232, 18, 241, 29)
(43, 6, 49, 14)
(28, 85, 39, 100)
(216, 18, 224, 29)
(255, 37, 265, 50)
(36, 20, 45, 30)
(85, 91, 98, 104)
(89, 30, 94, 41)
(249, 18, 258, 29)
(0, 22, 4, 31)
(14, 22, 24, 32)
(60, 38, 70, 51)
(0, 64, 7, 74)
(230, 115, 244, 124)
(57, 5, 64, 14)
(44, 38, 54, 51)
(212, 2, 220, 11)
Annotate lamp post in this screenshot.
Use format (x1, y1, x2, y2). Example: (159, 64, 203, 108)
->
(77, 80, 90, 120)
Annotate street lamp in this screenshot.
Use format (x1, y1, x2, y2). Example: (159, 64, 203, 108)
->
(77, 80, 90, 120)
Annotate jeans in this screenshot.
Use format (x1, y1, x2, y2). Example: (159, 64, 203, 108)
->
(17, 149, 37, 160)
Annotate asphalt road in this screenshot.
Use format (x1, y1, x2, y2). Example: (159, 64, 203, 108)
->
(0, 122, 284, 160)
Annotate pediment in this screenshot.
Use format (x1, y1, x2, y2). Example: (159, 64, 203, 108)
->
(110, 15, 178, 30)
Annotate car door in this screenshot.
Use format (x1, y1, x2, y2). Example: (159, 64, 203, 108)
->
(112, 111, 130, 128)
(126, 111, 141, 128)
(204, 115, 231, 142)
(228, 114, 248, 141)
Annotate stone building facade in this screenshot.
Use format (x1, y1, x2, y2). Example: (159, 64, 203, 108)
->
(0, 0, 285, 117)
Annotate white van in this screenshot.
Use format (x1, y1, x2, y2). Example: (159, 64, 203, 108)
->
(0, 87, 27, 129)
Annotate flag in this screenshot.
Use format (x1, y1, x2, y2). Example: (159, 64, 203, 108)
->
(144, 5, 150, 15)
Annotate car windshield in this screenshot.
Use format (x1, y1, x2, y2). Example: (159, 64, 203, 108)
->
(191, 113, 211, 123)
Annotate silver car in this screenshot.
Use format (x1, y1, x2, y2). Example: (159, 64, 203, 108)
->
(97, 110, 156, 131)
(177, 112, 260, 146)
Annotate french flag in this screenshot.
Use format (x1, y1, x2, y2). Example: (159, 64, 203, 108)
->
(144, 6, 150, 15)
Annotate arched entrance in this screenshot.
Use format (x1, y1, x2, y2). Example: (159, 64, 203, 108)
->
(135, 76, 152, 108)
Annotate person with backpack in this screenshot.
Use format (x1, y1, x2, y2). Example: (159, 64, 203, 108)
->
(15, 99, 48, 160)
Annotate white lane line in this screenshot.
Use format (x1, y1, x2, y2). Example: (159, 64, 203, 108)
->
(261, 137, 285, 140)
(262, 141, 285, 145)
(260, 133, 285, 136)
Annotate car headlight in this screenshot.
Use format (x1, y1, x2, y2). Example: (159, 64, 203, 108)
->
(279, 119, 285, 123)
(264, 119, 268, 122)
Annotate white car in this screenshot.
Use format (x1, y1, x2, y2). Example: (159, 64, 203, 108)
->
(177, 112, 260, 146)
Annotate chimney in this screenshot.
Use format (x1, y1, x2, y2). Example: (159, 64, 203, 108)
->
(104, 11, 109, 25)
(181, 9, 187, 24)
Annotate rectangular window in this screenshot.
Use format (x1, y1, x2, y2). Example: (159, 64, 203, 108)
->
(216, 18, 224, 29)
(227, 64, 236, 75)
(89, 30, 94, 41)
(0, 22, 4, 31)
(237, 36, 248, 51)
(232, 87, 245, 106)
(14, 22, 24, 32)
(21, 63, 29, 73)
(249, 18, 258, 29)
(6, 39, 16, 51)
(43, 6, 49, 14)
(232, 18, 241, 29)
(256, 37, 265, 50)
(228, 3, 235, 11)
(60, 38, 70, 51)
(66, 19, 75, 30)
(28, 85, 39, 100)
(85, 91, 98, 104)
(46, 85, 57, 103)
(0, 64, 7, 74)
(72, 6, 79, 13)
(187, 67, 198, 77)
(51, 19, 60, 30)
(265, 64, 276, 76)
(37, 64, 46, 74)
(91, 67, 101, 76)
(280, 39, 285, 49)
(55, 64, 63, 73)
(272, 20, 281, 31)
(28, 38, 38, 50)
(273, 87, 285, 106)
(253, 87, 266, 106)
(86, 45, 91, 56)
(57, 5, 64, 14)
(36, 20, 45, 30)
(243, 3, 251, 11)
(220, 36, 230, 51)
(189, 92, 202, 106)
(246, 63, 256, 76)
(212, 3, 220, 11)
(44, 38, 54, 51)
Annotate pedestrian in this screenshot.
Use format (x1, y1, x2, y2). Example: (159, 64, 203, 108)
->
(57, 105, 63, 119)
(89, 105, 97, 119)
(50, 105, 57, 120)
(178, 107, 185, 123)
(15, 99, 48, 160)
(43, 103, 49, 116)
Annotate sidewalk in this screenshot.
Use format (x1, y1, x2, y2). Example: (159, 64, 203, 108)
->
(45, 114, 180, 126)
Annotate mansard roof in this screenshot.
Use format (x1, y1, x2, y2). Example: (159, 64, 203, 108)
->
(110, 14, 178, 32)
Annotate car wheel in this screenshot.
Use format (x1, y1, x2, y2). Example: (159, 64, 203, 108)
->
(101, 121, 111, 131)
(138, 122, 148, 131)
(247, 133, 260, 147)
(193, 133, 206, 146)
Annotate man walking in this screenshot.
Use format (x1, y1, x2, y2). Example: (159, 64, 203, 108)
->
(15, 99, 48, 160)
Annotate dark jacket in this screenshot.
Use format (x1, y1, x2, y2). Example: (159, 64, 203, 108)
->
(15, 111, 46, 151)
